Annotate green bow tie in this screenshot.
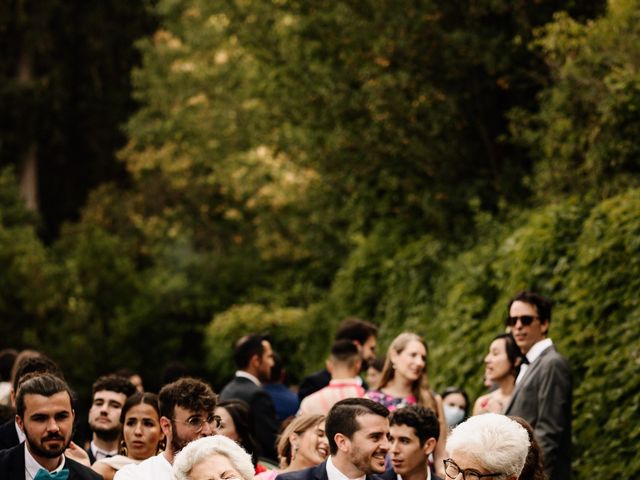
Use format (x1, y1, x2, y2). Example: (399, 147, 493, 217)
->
(34, 468, 70, 480)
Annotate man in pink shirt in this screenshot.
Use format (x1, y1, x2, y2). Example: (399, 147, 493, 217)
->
(299, 340, 364, 415)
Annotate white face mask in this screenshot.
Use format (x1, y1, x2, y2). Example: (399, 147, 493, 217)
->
(444, 404, 465, 428)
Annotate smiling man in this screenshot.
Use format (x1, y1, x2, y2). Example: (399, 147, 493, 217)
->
(503, 291, 572, 480)
(382, 406, 442, 480)
(86, 374, 137, 463)
(276, 397, 390, 480)
(0, 373, 101, 479)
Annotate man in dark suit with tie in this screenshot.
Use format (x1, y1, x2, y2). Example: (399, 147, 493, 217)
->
(276, 398, 390, 480)
(219, 333, 278, 461)
(0, 372, 101, 479)
(503, 291, 572, 480)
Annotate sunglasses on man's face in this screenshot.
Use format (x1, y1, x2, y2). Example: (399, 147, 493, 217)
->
(505, 315, 538, 327)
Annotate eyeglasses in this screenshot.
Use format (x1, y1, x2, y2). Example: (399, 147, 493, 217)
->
(444, 459, 502, 480)
(172, 414, 221, 432)
(505, 315, 538, 327)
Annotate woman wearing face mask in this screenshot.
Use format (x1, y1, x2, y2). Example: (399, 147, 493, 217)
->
(473, 333, 523, 415)
(441, 387, 468, 429)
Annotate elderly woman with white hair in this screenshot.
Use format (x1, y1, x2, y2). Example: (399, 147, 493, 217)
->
(173, 435, 255, 480)
(444, 413, 530, 480)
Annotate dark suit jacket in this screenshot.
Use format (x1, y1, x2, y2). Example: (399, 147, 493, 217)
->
(0, 442, 102, 479)
(85, 446, 96, 465)
(298, 369, 331, 402)
(505, 344, 572, 480)
(0, 419, 19, 450)
(378, 467, 443, 480)
(277, 460, 383, 480)
(219, 375, 278, 461)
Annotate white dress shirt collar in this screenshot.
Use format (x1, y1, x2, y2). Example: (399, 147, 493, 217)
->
(90, 440, 118, 461)
(526, 338, 553, 364)
(326, 456, 366, 480)
(396, 468, 431, 480)
(235, 371, 261, 386)
(516, 338, 553, 384)
(24, 443, 65, 480)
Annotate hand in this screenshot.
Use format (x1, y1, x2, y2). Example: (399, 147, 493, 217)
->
(65, 441, 91, 467)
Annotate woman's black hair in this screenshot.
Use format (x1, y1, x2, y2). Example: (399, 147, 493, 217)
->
(492, 332, 524, 377)
(441, 386, 470, 417)
(119, 392, 160, 424)
(218, 399, 260, 466)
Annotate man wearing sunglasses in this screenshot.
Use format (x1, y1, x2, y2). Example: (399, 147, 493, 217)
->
(503, 291, 571, 480)
(115, 377, 218, 480)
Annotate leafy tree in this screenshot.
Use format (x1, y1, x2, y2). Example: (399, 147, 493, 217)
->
(511, 0, 640, 200)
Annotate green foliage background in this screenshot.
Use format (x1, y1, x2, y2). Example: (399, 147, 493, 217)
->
(1, 0, 639, 478)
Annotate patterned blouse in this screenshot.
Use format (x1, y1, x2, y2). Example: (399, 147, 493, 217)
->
(365, 390, 417, 411)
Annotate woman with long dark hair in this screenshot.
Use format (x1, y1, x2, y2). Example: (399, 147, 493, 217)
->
(473, 333, 523, 415)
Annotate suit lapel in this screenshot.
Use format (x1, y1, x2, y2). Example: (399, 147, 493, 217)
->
(505, 345, 555, 412)
(314, 460, 329, 480)
(9, 442, 26, 478)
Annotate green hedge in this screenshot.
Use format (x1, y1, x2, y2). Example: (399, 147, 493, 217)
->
(318, 191, 638, 478)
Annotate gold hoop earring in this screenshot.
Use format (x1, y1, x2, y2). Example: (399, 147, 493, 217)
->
(120, 440, 128, 457)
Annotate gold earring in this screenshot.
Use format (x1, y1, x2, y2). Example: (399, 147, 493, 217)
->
(120, 440, 128, 457)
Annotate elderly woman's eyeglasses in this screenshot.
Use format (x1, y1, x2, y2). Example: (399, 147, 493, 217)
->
(443, 459, 502, 480)
(172, 414, 221, 432)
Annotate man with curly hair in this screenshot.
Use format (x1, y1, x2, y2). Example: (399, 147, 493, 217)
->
(114, 377, 217, 480)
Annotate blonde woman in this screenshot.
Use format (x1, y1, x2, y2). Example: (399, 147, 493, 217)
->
(255, 414, 328, 480)
(365, 332, 447, 477)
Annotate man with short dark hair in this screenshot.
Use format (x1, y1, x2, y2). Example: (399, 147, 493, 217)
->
(0, 353, 64, 450)
(219, 333, 278, 461)
(503, 291, 572, 480)
(277, 397, 390, 480)
(381, 406, 442, 480)
(0, 373, 101, 479)
(85, 374, 137, 463)
(299, 318, 378, 401)
(298, 340, 364, 415)
(114, 377, 218, 480)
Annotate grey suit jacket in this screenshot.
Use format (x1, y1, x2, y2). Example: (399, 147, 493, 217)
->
(505, 344, 572, 480)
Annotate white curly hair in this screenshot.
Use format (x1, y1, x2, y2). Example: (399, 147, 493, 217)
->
(172, 435, 255, 480)
(446, 413, 530, 478)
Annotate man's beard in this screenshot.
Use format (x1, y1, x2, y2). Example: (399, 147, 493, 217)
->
(24, 425, 70, 459)
(170, 429, 191, 455)
(91, 423, 121, 442)
(351, 445, 385, 475)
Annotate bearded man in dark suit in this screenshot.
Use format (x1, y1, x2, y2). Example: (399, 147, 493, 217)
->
(0, 372, 101, 479)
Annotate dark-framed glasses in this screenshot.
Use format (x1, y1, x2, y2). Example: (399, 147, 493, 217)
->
(505, 315, 538, 327)
(443, 458, 503, 480)
(172, 414, 221, 432)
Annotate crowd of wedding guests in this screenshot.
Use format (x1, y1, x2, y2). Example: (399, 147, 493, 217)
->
(0, 290, 569, 480)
